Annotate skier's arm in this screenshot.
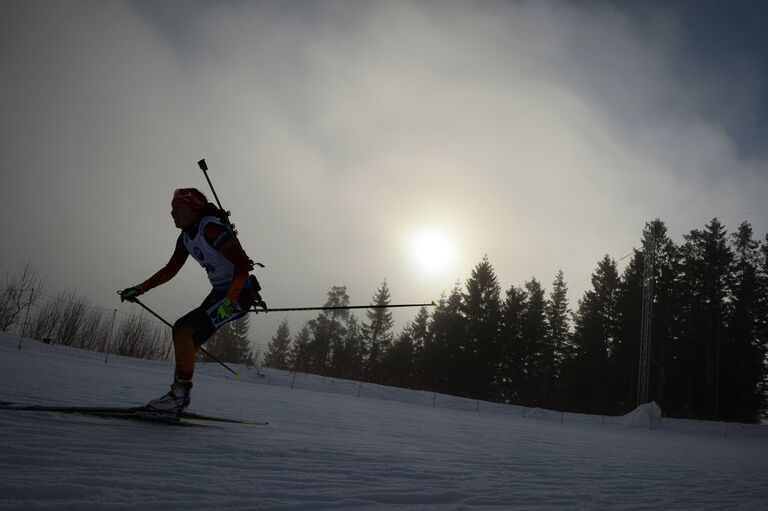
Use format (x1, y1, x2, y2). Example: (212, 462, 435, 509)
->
(138, 235, 189, 293)
(203, 224, 252, 302)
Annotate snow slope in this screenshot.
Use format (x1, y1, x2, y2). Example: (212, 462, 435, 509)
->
(1, 334, 767, 510)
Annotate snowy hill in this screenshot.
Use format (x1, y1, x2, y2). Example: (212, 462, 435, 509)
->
(1, 333, 767, 510)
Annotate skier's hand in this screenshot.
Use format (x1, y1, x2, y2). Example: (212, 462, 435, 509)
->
(119, 286, 142, 303)
(216, 298, 236, 321)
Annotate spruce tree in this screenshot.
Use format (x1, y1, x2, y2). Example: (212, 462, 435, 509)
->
(330, 314, 363, 380)
(644, 220, 680, 413)
(562, 255, 620, 413)
(545, 270, 571, 407)
(288, 323, 312, 373)
(461, 256, 502, 400)
(265, 319, 291, 370)
(362, 280, 394, 383)
(518, 278, 548, 406)
(726, 221, 764, 422)
(676, 219, 733, 419)
(758, 234, 768, 418)
(498, 284, 527, 403)
(203, 316, 253, 365)
(427, 285, 466, 396)
(410, 306, 432, 389)
(307, 286, 350, 375)
(382, 329, 416, 388)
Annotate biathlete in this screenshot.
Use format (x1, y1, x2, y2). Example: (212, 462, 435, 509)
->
(119, 188, 263, 413)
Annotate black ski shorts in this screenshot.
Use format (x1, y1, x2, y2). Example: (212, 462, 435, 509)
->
(173, 288, 255, 347)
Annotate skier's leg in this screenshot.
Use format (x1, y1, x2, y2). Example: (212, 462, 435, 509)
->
(172, 322, 197, 380)
(146, 306, 211, 412)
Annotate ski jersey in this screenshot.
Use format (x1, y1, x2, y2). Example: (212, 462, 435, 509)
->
(138, 216, 252, 302)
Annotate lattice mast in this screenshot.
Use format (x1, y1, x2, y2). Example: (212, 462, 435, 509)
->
(637, 224, 656, 406)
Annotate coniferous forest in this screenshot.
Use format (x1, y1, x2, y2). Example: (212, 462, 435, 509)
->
(266, 218, 768, 423)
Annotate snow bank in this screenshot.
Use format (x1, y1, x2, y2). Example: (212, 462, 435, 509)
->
(620, 401, 663, 428)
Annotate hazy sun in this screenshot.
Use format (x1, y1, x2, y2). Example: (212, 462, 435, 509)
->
(407, 227, 457, 276)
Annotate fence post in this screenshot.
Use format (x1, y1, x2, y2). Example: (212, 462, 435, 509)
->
(17, 288, 34, 351)
(104, 309, 117, 364)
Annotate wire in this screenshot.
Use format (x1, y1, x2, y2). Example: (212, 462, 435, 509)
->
(666, 209, 768, 225)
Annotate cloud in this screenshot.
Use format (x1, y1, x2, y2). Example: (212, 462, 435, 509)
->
(2, 0, 766, 345)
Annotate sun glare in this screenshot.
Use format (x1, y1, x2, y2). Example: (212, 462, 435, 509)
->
(407, 227, 457, 276)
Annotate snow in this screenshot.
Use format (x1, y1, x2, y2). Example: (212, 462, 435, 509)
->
(620, 402, 662, 428)
(1, 334, 767, 510)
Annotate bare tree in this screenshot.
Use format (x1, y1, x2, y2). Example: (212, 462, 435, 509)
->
(0, 261, 45, 331)
(77, 308, 112, 351)
(29, 295, 64, 341)
(55, 291, 88, 346)
(111, 313, 170, 360)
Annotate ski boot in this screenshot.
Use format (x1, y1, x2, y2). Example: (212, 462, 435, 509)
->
(145, 377, 192, 416)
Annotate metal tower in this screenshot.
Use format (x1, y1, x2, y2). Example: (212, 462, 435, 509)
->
(637, 226, 655, 406)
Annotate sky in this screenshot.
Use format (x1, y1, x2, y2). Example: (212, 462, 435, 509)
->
(1, 0, 767, 350)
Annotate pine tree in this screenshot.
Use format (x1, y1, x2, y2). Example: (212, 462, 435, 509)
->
(410, 306, 432, 389)
(461, 256, 502, 400)
(203, 316, 253, 365)
(382, 329, 416, 388)
(758, 234, 768, 418)
(265, 319, 291, 370)
(498, 284, 527, 403)
(330, 314, 364, 380)
(645, 220, 680, 413)
(545, 270, 570, 407)
(288, 323, 312, 373)
(518, 278, 548, 406)
(562, 255, 620, 413)
(676, 219, 733, 419)
(426, 285, 466, 396)
(362, 280, 394, 383)
(307, 286, 350, 375)
(726, 222, 764, 422)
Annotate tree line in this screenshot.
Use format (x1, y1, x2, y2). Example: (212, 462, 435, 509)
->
(265, 218, 768, 423)
(0, 262, 171, 360)
(0, 261, 258, 366)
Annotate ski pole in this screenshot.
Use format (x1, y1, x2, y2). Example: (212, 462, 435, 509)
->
(251, 302, 436, 313)
(120, 293, 241, 377)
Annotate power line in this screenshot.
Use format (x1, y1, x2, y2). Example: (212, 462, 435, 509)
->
(666, 209, 768, 225)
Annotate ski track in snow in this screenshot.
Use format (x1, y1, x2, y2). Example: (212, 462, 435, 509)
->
(1, 335, 767, 510)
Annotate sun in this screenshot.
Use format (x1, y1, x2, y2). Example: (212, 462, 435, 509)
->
(407, 227, 457, 276)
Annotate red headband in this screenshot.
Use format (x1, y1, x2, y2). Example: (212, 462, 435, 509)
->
(173, 188, 207, 210)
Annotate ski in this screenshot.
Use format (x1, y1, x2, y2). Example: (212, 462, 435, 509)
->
(175, 410, 268, 425)
(0, 402, 268, 426)
(0, 403, 202, 427)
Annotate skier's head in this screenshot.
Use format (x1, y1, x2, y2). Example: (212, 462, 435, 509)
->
(173, 188, 207, 210)
(172, 188, 207, 229)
